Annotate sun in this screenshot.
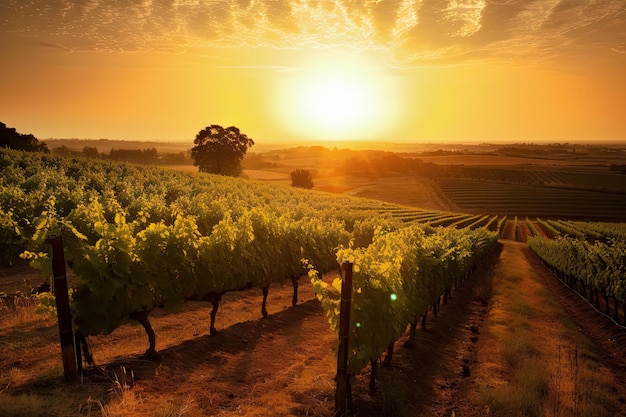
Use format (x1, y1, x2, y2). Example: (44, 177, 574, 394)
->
(277, 58, 399, 141)
(297, 70, 377, 134)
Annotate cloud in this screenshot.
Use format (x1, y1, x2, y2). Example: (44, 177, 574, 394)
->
(33, 41, 74, 52)
(0, 0, 624, 67)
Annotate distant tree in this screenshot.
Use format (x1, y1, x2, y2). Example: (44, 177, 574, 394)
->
(290, 169, 314, 189)
(51, 145, 73, 156)
(0, 122, 49, 153)
(191, 124, 254, 176)
(109, 148, 158, 164)
(159, 152, 191, 165)
(83, 146, 99, 158)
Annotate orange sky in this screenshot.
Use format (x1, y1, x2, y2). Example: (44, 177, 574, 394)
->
(1, 1, 624, 145)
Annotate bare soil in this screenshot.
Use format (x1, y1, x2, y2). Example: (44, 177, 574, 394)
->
(2, 240, 626, 416)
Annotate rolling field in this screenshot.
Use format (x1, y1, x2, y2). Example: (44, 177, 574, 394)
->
(175, 144, 626, 222)
(446, 166, 626, 192)
(527, 170, 626, 191)
(436, 178, 626, 221)
(414, 154, 596, 166)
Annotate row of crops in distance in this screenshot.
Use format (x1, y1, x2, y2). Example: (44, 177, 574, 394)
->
(449, 167, 626, 193)
(533, 218, 626, 241)
(436, 178, 626, 220)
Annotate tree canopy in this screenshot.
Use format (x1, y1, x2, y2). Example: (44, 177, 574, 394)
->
(191, 125, 254, 176)
(290, 169, 314, 189)
(0, 122, 49, 153)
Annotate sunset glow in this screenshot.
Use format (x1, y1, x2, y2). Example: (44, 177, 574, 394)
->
(276, 55, 400, 141)
(0, 1, 624, 144)
(298, 70, 378, 134)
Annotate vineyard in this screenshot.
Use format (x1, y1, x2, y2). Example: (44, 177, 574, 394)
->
(2, 147, 626, 416)
(0, 149, 497, 396)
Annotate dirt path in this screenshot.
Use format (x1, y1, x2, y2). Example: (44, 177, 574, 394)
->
(522, 243, 626, 371)
(416, 240, 626, 416)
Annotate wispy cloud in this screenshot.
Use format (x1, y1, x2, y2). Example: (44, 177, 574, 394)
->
(1, 0, 624, 67)
(33, 41, 74, 52)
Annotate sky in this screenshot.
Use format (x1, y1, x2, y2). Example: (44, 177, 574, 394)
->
(1, 0, 625, 145)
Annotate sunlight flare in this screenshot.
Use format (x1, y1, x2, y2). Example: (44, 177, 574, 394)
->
(277, 55, 400, 141)
(297, 69, 378, 133)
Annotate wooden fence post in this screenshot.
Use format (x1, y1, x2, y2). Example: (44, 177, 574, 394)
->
(335, 261, 353, 416)
(48, 234, 78, 382)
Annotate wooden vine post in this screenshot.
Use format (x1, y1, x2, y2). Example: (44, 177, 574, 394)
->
(48, 234, 78, 382)
(335, 261, 353, 416)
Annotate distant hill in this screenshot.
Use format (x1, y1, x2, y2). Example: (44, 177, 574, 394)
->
(44, 138, 300, 154)
(44, 138, 192, 154)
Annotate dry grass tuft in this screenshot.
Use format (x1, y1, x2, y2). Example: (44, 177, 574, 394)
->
(0, 393, 48, 417)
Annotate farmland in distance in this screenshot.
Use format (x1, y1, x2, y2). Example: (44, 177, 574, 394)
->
(240, 142, 626, 221)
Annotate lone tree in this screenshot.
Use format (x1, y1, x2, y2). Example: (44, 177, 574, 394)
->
(191, 124, 254, 176)
(0, 122, 49, 153)
(290, 168, 314, 189)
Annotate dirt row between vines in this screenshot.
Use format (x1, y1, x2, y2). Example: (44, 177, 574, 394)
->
(2, 239, 626, 416)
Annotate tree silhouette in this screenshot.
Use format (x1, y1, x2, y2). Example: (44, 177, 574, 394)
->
(290, 169, 314, 189)
(82, 146, 99, 158)
(51, 145, 72, 156)
(191, 125, 254, 176)
(0, 122, 49, 153)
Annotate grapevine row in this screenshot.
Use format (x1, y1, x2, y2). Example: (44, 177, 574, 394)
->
(528, 235, 626, 325)
(545, 219, 586, 239)
(562, 220, 626, 241)
(311, 225, 498, 390)
(22, 195, 351, 358)
(536, 218, 562, 238)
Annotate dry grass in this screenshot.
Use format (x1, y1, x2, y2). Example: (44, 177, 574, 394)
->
(0, 393, 50, 417)
(314, 174, 459, 212)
